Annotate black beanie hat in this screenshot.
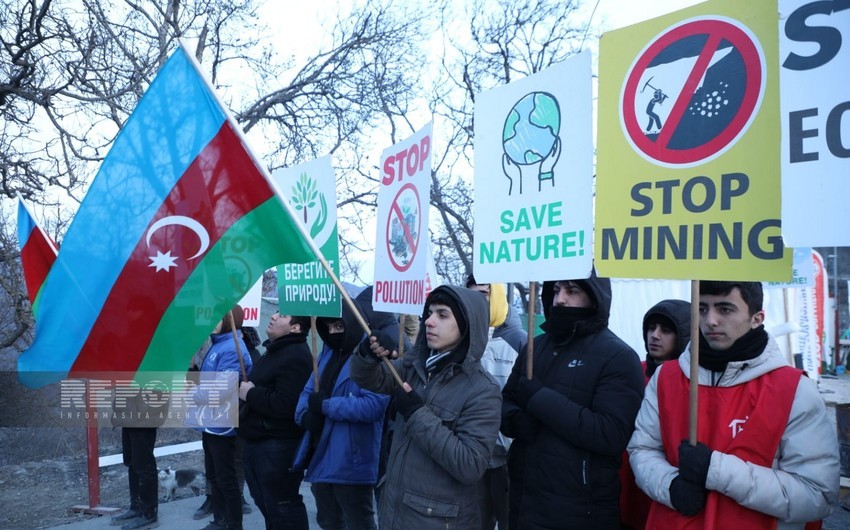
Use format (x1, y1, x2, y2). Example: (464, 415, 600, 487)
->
(426, 289, 468, 337)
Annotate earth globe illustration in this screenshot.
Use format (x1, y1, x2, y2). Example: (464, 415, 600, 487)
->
(503, 91, 561, 166)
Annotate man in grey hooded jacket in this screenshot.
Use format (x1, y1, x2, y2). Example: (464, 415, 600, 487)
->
(350, 285, 502, 529)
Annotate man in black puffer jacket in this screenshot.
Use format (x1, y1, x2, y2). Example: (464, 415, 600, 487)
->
(501, 268, 644, 529)
(238, 312, 313, 530)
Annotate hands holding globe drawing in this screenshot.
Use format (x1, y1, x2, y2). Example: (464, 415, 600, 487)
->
(501, 91, 562, 195)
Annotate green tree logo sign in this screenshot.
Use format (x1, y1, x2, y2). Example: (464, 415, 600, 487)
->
(290, 172, 328, 239)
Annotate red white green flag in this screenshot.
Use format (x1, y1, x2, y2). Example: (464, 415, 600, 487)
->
(18, 45, 321, 388)
(17, 194, 59, 313)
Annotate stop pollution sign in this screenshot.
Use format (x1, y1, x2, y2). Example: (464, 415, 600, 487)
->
(620, 17, 766, 167)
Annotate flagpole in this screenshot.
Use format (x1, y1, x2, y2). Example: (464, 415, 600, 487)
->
(228, 310, 248, 383)
(178, 41, 404, 387)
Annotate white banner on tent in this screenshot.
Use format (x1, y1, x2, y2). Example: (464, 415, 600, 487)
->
(780, 0, 850, 246)
(373, 122, 432, 314)
(794, 285, 821, 381)
(473, 51, 593, 283)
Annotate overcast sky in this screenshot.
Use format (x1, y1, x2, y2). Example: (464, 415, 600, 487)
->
(257, 0, 707, 283)
(595, 0, 704, 31)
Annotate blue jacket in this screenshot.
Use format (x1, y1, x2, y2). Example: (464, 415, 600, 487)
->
(294, 345, 389, 484)
(190, 331, 253, 436)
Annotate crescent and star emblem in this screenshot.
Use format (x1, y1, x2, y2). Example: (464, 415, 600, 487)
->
(146, 215, 211, 272)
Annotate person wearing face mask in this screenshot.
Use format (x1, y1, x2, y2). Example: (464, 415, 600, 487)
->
(293, 298, 390, 530)
(500, 268, 645, 530)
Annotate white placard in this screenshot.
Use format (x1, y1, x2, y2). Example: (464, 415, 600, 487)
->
(238, 276, 263, 327)
(780, 0, 850, 246)
(373, 123, 433, 314)
(473, 51, 594, 283)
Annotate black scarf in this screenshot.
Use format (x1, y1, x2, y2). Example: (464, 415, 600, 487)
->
(425, 347, 466, 378)
(541, 306, 596, 342)
(645, 356, 663, 378)
(319, 349, 351, 395)
(698, 325, 768, 373)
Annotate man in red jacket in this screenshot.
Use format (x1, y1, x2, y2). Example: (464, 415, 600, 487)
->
(628, 281, 839, 529)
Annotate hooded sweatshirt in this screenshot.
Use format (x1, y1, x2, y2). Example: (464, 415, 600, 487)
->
(642, 299, 691, 379)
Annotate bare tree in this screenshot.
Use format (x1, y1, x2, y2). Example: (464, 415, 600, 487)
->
(426, 0, 590, 309)
(0, 0, 595, 348)
(0, 0, 432, 346)
(0, 205, 31, 351)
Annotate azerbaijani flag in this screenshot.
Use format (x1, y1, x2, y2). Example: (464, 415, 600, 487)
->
(18, 45, 320, 388)
(17, 194, 59, 311)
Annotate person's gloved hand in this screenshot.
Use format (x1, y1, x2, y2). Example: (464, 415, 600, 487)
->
(678, 440, 712, 487)
(505, 410, 540, 443)
(392, 383, 424, 419)
(308, 392, 326, 416)
(301, 411, 325, 437)
(669, 476, 707, 516)
(514, 376, 544, 410)
(358, 329, 398, 360)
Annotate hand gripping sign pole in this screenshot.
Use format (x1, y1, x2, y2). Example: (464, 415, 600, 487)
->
(180, 41, 404, 388)
(689, 280, 700, 445)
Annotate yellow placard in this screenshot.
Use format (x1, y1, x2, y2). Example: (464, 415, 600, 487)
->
(595, 0, 792, 281)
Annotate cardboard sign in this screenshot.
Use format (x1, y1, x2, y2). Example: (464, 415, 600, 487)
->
(373, 123, 432, 314)
(273, 156, 341, 317)
(595, 0, 793, 281)
(780, 0, 850, 246)
(473, 52, 593, 283)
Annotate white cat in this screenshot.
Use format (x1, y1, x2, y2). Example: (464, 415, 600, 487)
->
(157, 467, 205, 502)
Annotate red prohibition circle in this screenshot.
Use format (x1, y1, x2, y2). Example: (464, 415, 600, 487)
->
(621, 18, 764, 166)
(384, 183, 421, 272)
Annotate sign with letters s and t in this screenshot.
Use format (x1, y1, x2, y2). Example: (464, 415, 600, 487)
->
(780, 0, 850, 247)
(595, 0, 793, 281)
(373, 123, 432, 315)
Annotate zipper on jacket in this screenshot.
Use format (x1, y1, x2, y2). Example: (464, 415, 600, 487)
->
(582, 459, 587, 485)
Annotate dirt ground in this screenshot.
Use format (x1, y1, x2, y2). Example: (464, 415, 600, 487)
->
(3, 362, 850, 528)
(3, 449, 850, 529)
(0, 445, 207, 530)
